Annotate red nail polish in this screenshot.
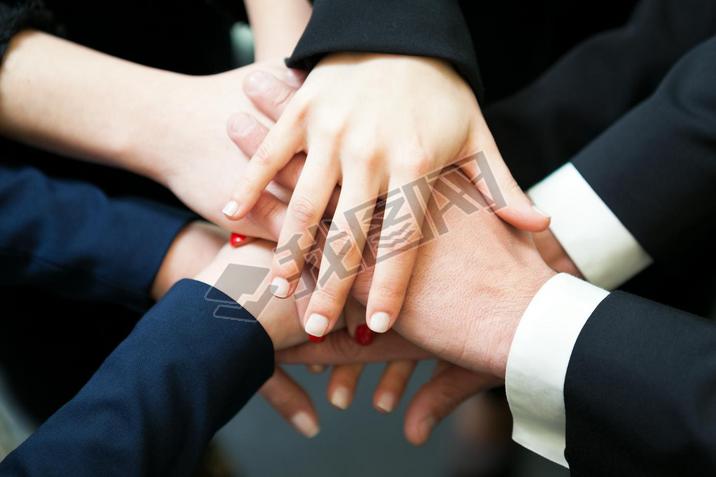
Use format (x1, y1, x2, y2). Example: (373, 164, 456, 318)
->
(308, 334, 325, 343)
(355, 324, 374, 346)
(230, 233, 247, 248)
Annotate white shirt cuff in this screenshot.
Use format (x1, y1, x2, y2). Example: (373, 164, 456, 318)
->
(505, 273, 609, 467)
(528, 163, 652, 290)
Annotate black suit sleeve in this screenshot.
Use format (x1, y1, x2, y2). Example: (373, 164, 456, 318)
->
(564, 291, 716, 476)
(570, 34, 716, 262)
(0, 163, 194, 310)
(286, 0, 482, 97)
(0, 279, 275, 476)
(0, 0, 56, 59)
(485, 0, 716, 188)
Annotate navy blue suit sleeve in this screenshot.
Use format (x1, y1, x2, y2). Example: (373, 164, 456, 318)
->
(0, 164, 194, 310)
(286, 0, 482, 97)
(0, 279, 275, 477)
(564, 292, 716, 475)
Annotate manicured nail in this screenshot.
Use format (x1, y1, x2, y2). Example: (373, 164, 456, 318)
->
(228, 113, 257, 137)
(307, 364, 325, 373)
(229, 233, 247, 248)
(222, 200, 239, 217)
(291, 412, 319, 438)
(375, 393, 396, 413)
(355, 324, 374, 346)
(368, 312, 391, 333)
(305, 313, 329, 337)
(270, 277, 290, 298)
(308, 334, 324, 343)
(244, 71, 274, 95)
(330, 386, 351, 410)
(532, 205, 550, 218)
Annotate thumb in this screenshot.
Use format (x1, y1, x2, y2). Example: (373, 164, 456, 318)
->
(460, 144, 550, 232)
(243, 70, 299, 122)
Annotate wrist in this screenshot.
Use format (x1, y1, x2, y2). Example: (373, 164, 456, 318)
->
(116, 71, 196, 184)
(482, 265, 557, 379)
(151, 222, 226, 300)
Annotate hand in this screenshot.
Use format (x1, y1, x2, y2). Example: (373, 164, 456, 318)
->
(135, 62, 308, 240)
(278, 332, 499, 445)
(356, 170, 556, 378)
(223, 54, 550, 342)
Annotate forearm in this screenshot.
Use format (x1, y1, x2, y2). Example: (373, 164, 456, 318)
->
(244, 0, 311, 61)
(0, 280, 274, 476)
(0, 30, 187, 179)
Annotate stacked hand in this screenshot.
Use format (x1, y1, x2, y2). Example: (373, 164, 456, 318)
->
(152, 63, 572, 443)
(222, 54, 551, 341)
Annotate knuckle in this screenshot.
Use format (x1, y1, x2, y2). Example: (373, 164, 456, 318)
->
(290, 195, 319, 225)
(252, 138, 277, 165)
(327, 226, 361, 261)
(330, 333, 360, 359)
(372, 281, 404, 306)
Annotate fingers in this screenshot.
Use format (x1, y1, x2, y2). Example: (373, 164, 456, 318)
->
(373, 360, 417, 414)
(403, 364, 499, 446)
(223, 107, 304, 220)
(277, 330, 430, 365)
(303, 173, 379, 338)
(327, 363, 364, 410)
(227, 112, 338, 213)
(269, 145, 338, 303)
(365, 171, 433, 333)
(243, 70, 299, 122)
(460, 147, 550, 232)
(259, 367, 320, 438)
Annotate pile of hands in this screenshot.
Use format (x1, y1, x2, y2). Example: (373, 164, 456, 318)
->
(147, 55, 572, 444)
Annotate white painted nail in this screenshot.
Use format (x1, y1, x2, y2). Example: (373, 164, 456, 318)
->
(305, 313, 329, 337)
(270, 277, 290, 298)
(532, 205, 550, 218)
(368, 312, 391, 333)
(222, 200, 239, 217)
(375, 393, 396, 413)
(291, 412, 319, 438)
(330, 386, 351, 410)
(307, 364, 325, 374)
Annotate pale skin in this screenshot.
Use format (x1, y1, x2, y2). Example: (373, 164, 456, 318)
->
(0, 5, 426, 438)
(223, 52, 552, 341)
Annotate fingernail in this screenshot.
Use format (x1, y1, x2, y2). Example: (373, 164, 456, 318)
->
(284, 68, 305, 88)
(229, 233, 247, 247)
(355, 324, 374, 346)
(291, 412, 319, 438)
(375, 393, 396, 413)
(222, 200, 240, 217)
(305, 313, 329, 337)
(308, 334, 324, 343)
(368, 312, 391, 333)
(307, 364, 325, 373)
(244, 71, 274, 95)
(532, 205, 550, 218)
(270, 277, 290, 298)
(228, 113, 257, 137)
(330, 386, 351, 410)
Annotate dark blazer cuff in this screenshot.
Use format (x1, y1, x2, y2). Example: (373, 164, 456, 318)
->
(0, 0, 58, 60)
(286, 0, 482, 99)
(564, 291, 716, 475)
